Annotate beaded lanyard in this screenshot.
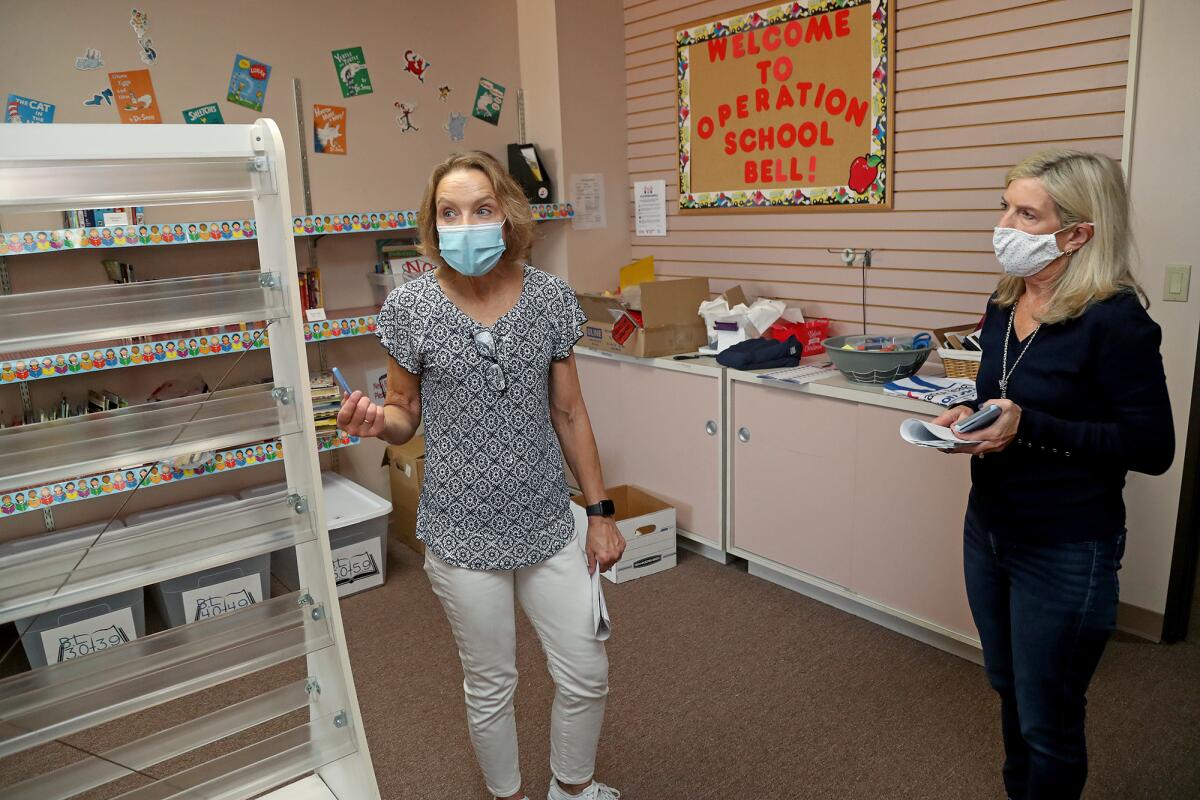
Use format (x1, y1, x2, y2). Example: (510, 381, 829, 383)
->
(999, 305, 1041, 399)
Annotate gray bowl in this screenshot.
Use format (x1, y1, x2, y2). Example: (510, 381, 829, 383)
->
(822, 335, 933, 384)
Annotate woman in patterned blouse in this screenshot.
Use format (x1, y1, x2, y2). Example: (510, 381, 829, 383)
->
(338, 151, 625, 800)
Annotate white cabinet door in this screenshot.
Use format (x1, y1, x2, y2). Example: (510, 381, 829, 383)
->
(850, 404, 977, 639)
(573, 354, 627, 487)
(619, 362, 723, 547)
(729, 381, 855, 588)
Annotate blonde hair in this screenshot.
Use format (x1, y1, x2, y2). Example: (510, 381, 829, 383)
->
(994, 149, 1146, 324)
(417, 151, 535, 268)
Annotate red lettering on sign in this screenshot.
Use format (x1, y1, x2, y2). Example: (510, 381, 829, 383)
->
(707, 38, 728, 62)
(805, 14, 834, 42)
(755, 88, 770, 113)
(835, 9, 851, 37)
(698, 116, 715, 139)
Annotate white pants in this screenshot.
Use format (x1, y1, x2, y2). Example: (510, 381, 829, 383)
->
(424, 537, 609, 797)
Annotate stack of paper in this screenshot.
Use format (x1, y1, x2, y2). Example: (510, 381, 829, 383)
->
(899, 418, 977, 450)
(758, 363, 839, 386)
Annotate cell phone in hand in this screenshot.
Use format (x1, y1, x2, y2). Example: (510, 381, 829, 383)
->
(330, 366, 354, 397)
(954, 404, 1001, 434)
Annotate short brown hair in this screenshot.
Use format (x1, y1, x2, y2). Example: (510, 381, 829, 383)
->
(417, 151, 535, 268)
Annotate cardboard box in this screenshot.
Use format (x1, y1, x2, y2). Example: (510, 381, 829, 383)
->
(571, 485, 677, 583)
(576, 277, 711, 358)
(383, 437, 426, 555)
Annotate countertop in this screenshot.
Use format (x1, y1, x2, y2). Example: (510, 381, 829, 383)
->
(573, 345, 949, 417)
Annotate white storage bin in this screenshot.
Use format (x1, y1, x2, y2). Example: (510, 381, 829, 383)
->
(0, 520, 146, 668)
(239, 472, 392, 597)
(124, 494, 270, 627)
(571, 485, 677, 584)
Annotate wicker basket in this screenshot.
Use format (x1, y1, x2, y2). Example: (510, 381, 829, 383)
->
(938, 347, 981, 380)
(932, 323, 983, 380)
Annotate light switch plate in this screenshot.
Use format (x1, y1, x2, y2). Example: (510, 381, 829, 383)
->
(1165, 264, 1191, 302)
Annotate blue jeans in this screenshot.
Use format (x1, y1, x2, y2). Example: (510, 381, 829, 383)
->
(963, 507, 1124, 800)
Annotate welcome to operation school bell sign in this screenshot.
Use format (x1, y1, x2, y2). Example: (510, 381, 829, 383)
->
(676, 0, 892, 211)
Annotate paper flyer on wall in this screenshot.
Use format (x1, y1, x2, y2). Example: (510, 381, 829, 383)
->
(332, 46, 373, 97)
(313, 104, 347, 154)
(5, 94, 55, 123)
(108, 69, 161, 123)
(634, 180, 667, 236)
(570, 174, 607, 230)
(182, 102, 224, 124)
(472, 77, 505, 125)
(227, 54, 271, 111)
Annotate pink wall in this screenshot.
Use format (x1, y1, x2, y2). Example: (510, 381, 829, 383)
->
(622, 0, 1134, 335)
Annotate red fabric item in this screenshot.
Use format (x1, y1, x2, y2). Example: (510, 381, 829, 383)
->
(766, 318, 831, 356)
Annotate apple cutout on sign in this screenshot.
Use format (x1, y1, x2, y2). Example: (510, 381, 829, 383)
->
(847, 154, 883, 194)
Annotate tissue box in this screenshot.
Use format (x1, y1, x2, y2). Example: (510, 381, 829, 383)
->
(699, 285, 786, 354)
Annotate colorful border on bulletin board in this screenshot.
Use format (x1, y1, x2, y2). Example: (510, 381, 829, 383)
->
(303, 314, 378, 342)
(0, 433, 361, 518)
(292, 211, 415, 235)
(2, 205, 576, 257)
(675, 0, 891, 210)
(4, 219, 257, 254)
(531, 203, 574, 220)
(1, 326, 270, 385)
(2, 312, 380, 385)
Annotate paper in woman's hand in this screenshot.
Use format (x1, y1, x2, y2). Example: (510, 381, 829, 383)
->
(899, 418, 976, 450)
(591, 567, 611, 641)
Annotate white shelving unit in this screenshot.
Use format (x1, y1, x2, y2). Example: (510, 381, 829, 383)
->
(0, 121, 381, 799)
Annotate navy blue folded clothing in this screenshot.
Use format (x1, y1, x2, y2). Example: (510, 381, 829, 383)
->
(716, 336, 802, 370)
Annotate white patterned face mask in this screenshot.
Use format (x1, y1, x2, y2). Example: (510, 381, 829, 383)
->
(992, 225, 1082, 277)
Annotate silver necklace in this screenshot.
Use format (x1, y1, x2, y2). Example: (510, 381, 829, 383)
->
(999, 305, 1041, 399)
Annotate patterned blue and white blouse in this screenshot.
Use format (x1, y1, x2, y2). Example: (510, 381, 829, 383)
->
(375, 265, 588, 570)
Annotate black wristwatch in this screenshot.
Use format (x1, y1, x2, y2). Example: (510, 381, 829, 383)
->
(585, 499, 616, 518)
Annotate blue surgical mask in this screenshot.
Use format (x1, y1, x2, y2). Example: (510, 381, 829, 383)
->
(437, 221, 507, 277)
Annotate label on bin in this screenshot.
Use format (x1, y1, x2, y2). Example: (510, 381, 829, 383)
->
(331, 537, 384, 595)
(181, 575, 262, 624)
(41, 607, 137, 664)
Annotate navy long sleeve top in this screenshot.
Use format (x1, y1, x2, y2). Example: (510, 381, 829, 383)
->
(967, 290, 1174, 542)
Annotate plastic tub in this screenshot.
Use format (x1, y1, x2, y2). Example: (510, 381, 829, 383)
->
(823, 334, 933, 384)
(0, 520, 147, 668)
(124, 494, 270, 627)
(239, 472, 392, 597)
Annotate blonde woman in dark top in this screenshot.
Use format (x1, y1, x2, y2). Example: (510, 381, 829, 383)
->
(934, 149, 1174, 799)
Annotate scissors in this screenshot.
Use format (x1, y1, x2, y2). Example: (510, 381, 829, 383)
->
(911, 332, 933, 350)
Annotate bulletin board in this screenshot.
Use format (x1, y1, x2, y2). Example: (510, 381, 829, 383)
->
(676, 0, 893, 211)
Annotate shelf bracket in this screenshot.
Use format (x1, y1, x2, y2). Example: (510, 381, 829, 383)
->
(288, 493, 308, 515)
(259, 273, 280, 289)
(297, 593, 325, 621)
(333, 710, 349, 729)
(305, 676, 321, 697)
(271, 387, 293, 406)
(0, 254, 10, 295)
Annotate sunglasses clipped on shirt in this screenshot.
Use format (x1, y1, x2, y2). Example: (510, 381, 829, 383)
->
(473, 329, 507, 393)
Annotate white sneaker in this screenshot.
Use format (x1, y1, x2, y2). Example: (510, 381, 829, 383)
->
(547, 780, 621, 800)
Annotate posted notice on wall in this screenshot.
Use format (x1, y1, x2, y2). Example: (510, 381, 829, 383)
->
(634, 179, 667, 237)
(571, 172, 609, 227)
(570, 173, 607, 230)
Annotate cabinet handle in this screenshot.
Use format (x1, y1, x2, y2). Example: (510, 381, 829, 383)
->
(737, 426, 751, 443)
(705, 420, 718, 436)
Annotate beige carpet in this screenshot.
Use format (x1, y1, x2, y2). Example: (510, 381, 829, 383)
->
(2, 537, 1198, 799)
